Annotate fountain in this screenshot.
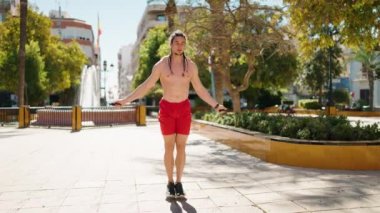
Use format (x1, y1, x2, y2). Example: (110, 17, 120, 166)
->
(79, 65, 100, 107)
(33, 65, 136, 127)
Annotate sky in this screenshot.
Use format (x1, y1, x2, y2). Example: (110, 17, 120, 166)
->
(31, 0, 148, 67)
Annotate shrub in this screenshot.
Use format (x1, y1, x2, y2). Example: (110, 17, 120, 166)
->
(332, 89, 350, 104)
(304, 102, 323, 110)
(200, 112, 380, 141)
(297, 128, 311, 139)
(298, 99, 318, 108)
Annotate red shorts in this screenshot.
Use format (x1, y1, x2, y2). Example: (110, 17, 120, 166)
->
(158, 99, 192, 135)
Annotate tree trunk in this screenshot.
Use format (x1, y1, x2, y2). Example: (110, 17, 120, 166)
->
(18, 0, 27, 106)
(368, 69, 374, 111)
(230, 90, 241, 112)
(207, 0, 227, 104)
(318, 86, 323, 104)
(214, 64, 224, 104)
(165, 0, 177, 33)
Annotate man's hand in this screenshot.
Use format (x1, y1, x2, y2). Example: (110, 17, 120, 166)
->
(215, 104, 228, 114)
(110, 100, 123, 107)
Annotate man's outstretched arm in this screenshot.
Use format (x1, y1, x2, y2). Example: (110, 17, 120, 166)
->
(190, 63, 227, 112)
(114, 64, 161, 106)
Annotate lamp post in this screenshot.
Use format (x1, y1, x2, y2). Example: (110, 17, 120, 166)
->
(106, 63, 115, 105)
(326, 26, 334, 108)
(208, 50, 216, 99)
(101, 60, 107, 106)
(326, 23, 338, 115)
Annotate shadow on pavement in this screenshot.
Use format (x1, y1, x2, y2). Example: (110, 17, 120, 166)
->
(166, 197, 197, 213)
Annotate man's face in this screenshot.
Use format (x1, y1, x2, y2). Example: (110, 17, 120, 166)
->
(171, 36, 186, 56)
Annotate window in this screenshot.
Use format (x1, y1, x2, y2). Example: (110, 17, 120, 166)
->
(156, 14, 166, 22)
(360, 89, 369, 104)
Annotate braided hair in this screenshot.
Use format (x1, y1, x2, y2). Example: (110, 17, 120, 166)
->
(168, 30, 188, 77)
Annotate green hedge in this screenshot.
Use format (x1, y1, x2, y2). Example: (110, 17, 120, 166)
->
(201, 112, 380, 141)
(304, 101, 323, 110)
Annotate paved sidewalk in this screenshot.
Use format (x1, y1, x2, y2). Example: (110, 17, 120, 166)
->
(0, 121, 380, 213)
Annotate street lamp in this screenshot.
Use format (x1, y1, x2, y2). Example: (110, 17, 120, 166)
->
(326, 25, 334, 108)
(101, 60, 108, 106)
(326, 23, 339, 115)
(208, 50, 216, 99)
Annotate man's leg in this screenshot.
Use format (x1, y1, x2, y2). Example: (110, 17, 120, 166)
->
(163, 134, 176, 182)
(175, 134, 188, 183)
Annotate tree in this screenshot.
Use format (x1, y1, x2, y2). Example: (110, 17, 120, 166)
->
(133, 25, 167, 87)
(332, 89, 350, 105)
(303, 45, 343, 103)
(165, 0, 177, 32)
(240, 48, 298, 108)
(284, 1, 380, 108)
(18, 0, 28, 106)
(44, 38, 87, 95)
(133, 25, 168, 99)
(354, 48, 380, 110)
(0, 7, 87, 105)
(25, 41, 47, 105)
(147, 0, 178, 33)
(284, 0, 380, 57)
(183, 0, 295, 112)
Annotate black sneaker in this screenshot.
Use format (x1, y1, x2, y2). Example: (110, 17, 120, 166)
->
(166, 182, 176, 198)
(175, 182, 186, 198)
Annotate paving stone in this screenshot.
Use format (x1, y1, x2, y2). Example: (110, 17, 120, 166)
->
(246, 192, 287, 204)
(219, 205, 263, 213)
(293, 195, 377, 211)
(210, 195, 253, 207)
(0, 122, 380, 213)
(98, 202, 139, 213)
(258, 200, 307, 212)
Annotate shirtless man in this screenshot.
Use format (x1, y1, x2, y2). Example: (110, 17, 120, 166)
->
(113, 30, 227, 199)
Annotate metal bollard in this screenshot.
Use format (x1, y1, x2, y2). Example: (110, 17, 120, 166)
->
(18, 105, 30, 128)
(72, 105, 82, 131)
(326, 106, 337, 116)
(136, 105, 146, 126)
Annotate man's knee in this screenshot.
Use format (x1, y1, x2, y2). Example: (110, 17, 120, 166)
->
(175, 142, 186, 151)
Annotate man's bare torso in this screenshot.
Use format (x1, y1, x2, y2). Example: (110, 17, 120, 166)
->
(157, 56, 194, 103)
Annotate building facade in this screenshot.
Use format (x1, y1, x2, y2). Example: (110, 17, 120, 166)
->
(129, 3, 169, 94)
(122, 3, 187, 97)
(49, 10, 96, 65)
(0, 0, 18, 22)
(346, 59, 380, 109)
(118, 45, 133, 98)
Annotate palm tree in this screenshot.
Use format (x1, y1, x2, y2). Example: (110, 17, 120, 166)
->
(18, 0, 28, 106)
(354, 47, 380, 111)
(147, 0, 177, 32)
(164, 0, 177, 32)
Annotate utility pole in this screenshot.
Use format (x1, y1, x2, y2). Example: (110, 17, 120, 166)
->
(18, 0, 28, 106)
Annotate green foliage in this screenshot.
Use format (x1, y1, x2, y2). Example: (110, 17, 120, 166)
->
(303, 101, 322, 110)
(133, 25, 168, 89)
(284, 0, 380, 57)
(183, 1, 297, 111)
(25, 41, 47, 105)
(0, 7, 87, 105)
(242, 88, 282, 109)
(252, 49, 299, 89)
(353, 48, 380, 110)
(298, 99, 319, 108)
(332, 89, 350, 104)
(303, 45, 343, 95)
(201, 112, 380, 141)
(44, 39, 87, 94)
